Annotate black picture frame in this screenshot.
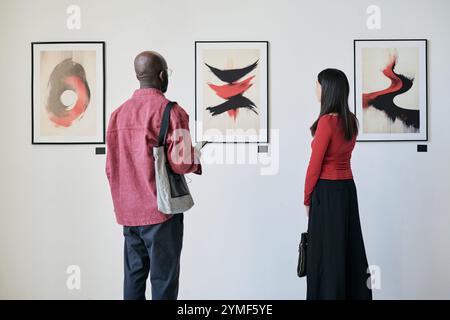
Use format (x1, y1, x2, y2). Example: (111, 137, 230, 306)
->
(353, 39, 428, 142)
(195, 40, 269, 144)
(31, 41, 106, 145)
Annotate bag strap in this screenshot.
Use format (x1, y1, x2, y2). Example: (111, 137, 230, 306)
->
(158, 101, 176, 147)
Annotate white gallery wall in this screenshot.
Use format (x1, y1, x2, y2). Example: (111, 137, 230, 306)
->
(1, 0, 450, 299)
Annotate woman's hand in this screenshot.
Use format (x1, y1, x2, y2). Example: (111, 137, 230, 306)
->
(305, 205, 310, 217)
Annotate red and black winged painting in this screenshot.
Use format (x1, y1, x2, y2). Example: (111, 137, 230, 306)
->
(205, 60, 258, 120)
(196, 41, 269, 143)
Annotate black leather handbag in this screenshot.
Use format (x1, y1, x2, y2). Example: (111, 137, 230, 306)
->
(297, 232, 308, 277)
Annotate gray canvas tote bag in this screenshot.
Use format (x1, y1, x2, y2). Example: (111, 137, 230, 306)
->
(153, 102, 194, 214)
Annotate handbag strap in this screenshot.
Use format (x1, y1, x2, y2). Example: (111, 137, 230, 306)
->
(158, 101, 176, 147)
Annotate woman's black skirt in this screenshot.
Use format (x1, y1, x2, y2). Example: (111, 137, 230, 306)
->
(307, 179, 372, 300)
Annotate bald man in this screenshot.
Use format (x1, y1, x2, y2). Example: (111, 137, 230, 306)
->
(106, 51, 201, 300)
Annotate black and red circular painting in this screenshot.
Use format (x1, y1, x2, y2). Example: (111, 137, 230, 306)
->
(32, 42, 105, 144)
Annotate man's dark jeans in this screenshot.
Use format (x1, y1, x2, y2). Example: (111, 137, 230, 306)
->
(123, 214, 183, 300)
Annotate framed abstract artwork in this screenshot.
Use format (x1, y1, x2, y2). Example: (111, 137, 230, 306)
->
(195, 41, 269, 143)
(32, 41, 105, 144)
(354, 39, 427, 141)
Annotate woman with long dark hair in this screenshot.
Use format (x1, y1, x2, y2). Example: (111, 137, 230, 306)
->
(304, 68, 372, 300)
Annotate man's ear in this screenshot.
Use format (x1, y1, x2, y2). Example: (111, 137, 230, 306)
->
(159, 70, 165, 82)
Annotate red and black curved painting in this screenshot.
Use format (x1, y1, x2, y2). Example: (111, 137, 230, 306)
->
(46, 58, 91, 127)
(205, 60, 258, 120)
(363, 54, 419, 129)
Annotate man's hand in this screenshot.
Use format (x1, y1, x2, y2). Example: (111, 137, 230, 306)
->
(193, 143, 203, 165)
(194, 141, 208, 164)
